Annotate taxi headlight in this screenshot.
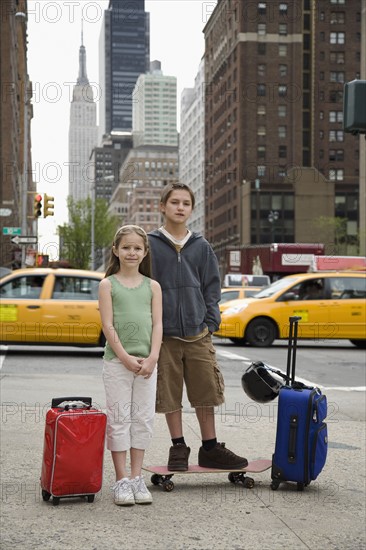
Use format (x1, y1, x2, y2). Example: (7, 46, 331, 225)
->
(222, 303, 250, 315)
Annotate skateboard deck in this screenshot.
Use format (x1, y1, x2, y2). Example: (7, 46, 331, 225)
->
(143, 459, 272, 491)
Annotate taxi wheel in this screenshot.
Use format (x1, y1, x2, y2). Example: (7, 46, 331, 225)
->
(246, 317, 276, 347)
(349, 339, 366, 348)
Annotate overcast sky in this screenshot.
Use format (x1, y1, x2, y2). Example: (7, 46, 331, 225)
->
(26, 0, 216, 258)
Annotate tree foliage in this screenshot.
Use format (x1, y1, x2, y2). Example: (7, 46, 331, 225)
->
(58, 197, 119, 269)
(312, 216, 349, 254)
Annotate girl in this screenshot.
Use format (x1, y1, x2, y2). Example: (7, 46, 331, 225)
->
(99, 225, 162, 506)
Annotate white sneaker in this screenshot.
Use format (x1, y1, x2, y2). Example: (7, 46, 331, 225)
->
(131, 475, 153, 504)
(111, 478, 135, 506)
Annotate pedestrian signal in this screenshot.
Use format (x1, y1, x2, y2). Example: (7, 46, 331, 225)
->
(44, 194, 54, 218)
(34, 193, 43, 218)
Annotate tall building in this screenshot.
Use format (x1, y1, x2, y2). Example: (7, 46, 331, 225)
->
(179, 59, 205, 234)
(132, 60, 178, 148)
(99, 0, 150, 138)
(68, 32, 98, 201)
(0, 0, 34, 268)
(204, 0, 362, 268)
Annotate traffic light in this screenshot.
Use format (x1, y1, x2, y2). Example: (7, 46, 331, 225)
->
(34, 193, 43, 218)
(44, 194, 54, 218)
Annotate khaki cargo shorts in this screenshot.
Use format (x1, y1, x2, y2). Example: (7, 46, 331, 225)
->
(156, 333, 225, 413)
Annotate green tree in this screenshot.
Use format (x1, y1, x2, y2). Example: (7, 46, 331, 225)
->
(312, 216, 348, 254)
(58, 197, 118, 269)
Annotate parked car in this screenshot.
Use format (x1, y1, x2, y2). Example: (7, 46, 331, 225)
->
(220, 287, 262, 312)
(215, 272, 366, 347)
(0, 268, 105, 347)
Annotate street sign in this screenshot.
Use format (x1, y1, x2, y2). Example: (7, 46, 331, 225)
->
(3, 227, 21, 235)
(0, 209, 12, 217)
(11, 236, 38, 245)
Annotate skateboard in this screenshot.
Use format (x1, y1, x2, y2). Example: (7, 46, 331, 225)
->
(143, 459, 272, 492)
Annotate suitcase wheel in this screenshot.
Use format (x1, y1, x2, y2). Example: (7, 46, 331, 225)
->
(87, 495, 95, 503)
(297, 482, 305, 491)
(270, 480, 280, 491)
(52, 497, 60, 506)
(41, 490, 51, 501)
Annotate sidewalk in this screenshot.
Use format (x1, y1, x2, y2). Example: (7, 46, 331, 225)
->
(1, 387, 365, 550)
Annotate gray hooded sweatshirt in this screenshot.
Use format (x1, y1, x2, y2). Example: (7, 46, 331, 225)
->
(148, 230, 221, 337)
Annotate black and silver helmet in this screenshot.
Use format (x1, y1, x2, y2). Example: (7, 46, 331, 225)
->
(241, 361, 286, 403)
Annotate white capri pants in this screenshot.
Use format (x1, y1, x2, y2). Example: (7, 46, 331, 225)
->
(103, 358, 157, 452)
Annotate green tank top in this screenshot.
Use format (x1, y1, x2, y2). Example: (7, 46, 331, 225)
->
(104, 275, 153, 361)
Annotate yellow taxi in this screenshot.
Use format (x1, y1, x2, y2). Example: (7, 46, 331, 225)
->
(215, 272, 366, 347)
(0, 268, 105, 347)
(220, 287, 262, 312)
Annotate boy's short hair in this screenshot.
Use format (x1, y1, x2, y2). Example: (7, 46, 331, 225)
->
(160, 182, 195, 209)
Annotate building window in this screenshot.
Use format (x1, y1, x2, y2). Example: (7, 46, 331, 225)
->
(329, 130, 344, 141)
(257, 165, 266, 177)
(278, 105, 287, 117)
(258, 2, 266, 15)
(257, 84, 266, 96)
(329, 90, 343, 102)
(258, 23, 266, 35)
(258, 43, 266, 55)
(279, 3, 288, 14)
(278, 85, 287, 97)
(278, 126, 286, 138)
(330, 32, 345, 44)
(329, 149, 344, 161)
(330, 71, 345, 83)
(257, 146, 266, 159)
(330, 51, 345, 64)
(279, 24, 287, 36)
(330, 0, 345, 3)
(330, 11, 345, 24)
(279, 145, 287, 158)
(257, 105, 266, 115)
(257, 126, 266, 136)
(329, 111, 343, 123)
(279, 64, 287, 77)
(329, 169, 344, 181)
(278, 44, 287, 56)
(258, 64, 266, 77)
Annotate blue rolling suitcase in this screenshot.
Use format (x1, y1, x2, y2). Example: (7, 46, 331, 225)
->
(271, 316, 328, 491)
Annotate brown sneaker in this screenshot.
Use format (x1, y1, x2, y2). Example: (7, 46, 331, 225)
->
(167, 443, 191, 471)
(198, 442, 248, 470)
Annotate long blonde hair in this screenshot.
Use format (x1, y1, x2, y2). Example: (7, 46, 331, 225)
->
(105, 225, 152, 278)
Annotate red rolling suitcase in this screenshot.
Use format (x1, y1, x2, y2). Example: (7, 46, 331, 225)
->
(40, 397, 107, 506)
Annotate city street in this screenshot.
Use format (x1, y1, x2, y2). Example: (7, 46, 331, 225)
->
(1, 340, 365, 549)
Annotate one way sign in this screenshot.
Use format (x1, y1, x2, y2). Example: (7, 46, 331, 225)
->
(11, 235, 38, 245)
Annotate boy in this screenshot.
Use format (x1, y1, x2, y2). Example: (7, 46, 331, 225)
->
(148, 182, 248, 471)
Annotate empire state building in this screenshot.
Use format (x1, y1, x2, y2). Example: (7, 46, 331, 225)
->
(68, 32, 97, 202)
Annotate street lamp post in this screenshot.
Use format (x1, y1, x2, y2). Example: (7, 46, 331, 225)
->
(268, 210, 279, 242)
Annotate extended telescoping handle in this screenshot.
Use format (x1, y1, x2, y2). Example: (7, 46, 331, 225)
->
(51, 397, 92, 409)
(286, 316, 302, 385)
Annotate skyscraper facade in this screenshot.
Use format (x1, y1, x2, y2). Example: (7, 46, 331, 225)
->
(99, 0, 150, 138)
(68, 35, 97, 201)
(204, 0, 362, 266)
(133, 61, 178, 148)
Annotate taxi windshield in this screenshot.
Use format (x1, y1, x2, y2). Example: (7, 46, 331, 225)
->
(255, 277, 301, 298)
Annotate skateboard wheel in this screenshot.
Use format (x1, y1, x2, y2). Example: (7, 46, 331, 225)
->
(228, 472, 237, 483)
(42, 490, 51, 501)
(243, 477, 255, 489)
(151, 474, 161, 486)
(87, 495, 95, 503)
(163, 480, 174, 492)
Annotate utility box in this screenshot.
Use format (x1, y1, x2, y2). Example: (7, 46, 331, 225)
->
(343, 80, 366, 135)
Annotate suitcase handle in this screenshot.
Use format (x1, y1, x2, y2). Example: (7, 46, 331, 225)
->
(51, 397, 92, 409)
(286, 316, 302, 384)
